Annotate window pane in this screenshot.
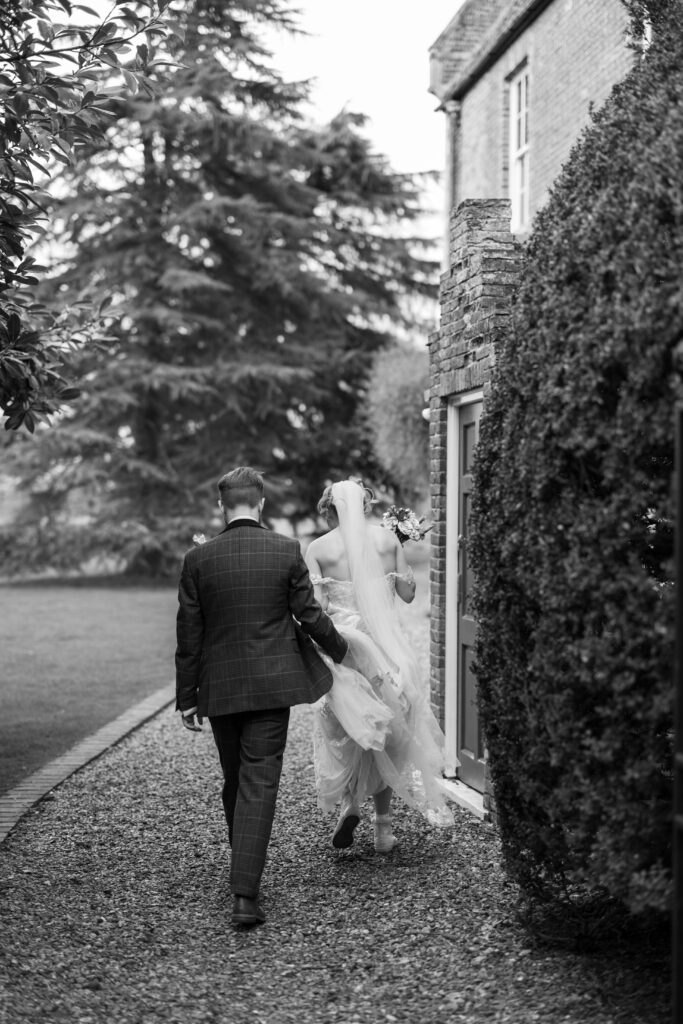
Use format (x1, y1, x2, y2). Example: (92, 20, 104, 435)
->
(462, 422, 477, 473)
(509, 66, 530, 229)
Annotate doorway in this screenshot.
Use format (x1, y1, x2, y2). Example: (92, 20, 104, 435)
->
(444, 393, 485, 793)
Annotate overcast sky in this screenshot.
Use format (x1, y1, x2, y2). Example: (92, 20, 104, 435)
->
(264, 2, 464, 177)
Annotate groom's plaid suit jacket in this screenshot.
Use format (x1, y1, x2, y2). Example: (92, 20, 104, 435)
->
(175, 519, 347, 717)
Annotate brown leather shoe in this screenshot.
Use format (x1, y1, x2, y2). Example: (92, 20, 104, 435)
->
(231, 895, 266, 927)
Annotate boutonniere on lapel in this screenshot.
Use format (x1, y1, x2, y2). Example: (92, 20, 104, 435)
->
(192, 533, 207, 546)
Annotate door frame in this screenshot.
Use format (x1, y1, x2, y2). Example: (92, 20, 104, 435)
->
(444, 389, 484, 781)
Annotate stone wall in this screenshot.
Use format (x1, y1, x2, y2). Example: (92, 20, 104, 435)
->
(428, 199, 521, 806)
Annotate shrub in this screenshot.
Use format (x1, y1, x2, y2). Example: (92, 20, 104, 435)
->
(470, 6, 682, 911)
(362, 343, 429, 503)
(0, 515, 203, 581)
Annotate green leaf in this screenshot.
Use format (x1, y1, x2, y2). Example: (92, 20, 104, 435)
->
(36, 19, 54, 41)
(122, 69, 138, 94)
(72, 5, 104, 18)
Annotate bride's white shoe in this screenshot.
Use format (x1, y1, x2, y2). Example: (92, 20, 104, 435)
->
(373, 813, 397, 853)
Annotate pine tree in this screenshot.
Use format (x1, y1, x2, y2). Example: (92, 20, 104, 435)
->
(4, 0, 437, 574)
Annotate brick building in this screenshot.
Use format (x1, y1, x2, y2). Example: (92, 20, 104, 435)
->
(429, 0, 633, 234)
(427, 0, 636, 817)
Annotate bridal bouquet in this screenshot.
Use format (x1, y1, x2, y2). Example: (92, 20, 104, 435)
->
(381, 506, 432, 545)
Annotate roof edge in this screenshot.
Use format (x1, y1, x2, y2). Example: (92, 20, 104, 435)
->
(428, 0, 475, 54)
(438, 0, 556, 103)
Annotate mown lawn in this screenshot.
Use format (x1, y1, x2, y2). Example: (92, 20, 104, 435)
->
(0, 544, 431, 797)
(0, 582, 178, 795)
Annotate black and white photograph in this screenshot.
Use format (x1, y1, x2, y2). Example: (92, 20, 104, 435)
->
(0, 1, 676, 1021)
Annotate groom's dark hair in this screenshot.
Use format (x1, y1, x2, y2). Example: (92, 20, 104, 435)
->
(218, 466, 264, 509)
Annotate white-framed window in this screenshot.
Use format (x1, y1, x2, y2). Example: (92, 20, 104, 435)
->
(509, 64, 530, 232)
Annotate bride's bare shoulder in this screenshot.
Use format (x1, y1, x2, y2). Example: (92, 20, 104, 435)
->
(306, 533, 323, 553)
(368, 523, 397, 551)
(307, 529, 341, 555)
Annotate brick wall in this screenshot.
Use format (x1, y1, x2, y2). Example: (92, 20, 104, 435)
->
(428, 199, 521, 810)
(455, 0, 632, 222)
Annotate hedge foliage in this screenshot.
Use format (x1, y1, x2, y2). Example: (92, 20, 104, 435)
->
(0, 516, 197, 581)
(470, 8, 683, 912)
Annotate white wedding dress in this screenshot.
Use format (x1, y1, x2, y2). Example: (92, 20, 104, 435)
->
(311, 570, 454, 828)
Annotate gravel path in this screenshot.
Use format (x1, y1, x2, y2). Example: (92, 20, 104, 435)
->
(0, 606, 669, 1024)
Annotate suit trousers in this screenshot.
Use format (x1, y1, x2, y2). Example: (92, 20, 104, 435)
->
(209, 707, 290, 898)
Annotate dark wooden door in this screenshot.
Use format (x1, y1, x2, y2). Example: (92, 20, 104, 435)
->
(456, 401, 485, 792)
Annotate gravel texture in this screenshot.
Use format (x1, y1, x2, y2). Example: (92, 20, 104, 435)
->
(0, 608, 670, 1024)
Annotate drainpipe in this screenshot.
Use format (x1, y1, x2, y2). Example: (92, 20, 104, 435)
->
(442, 99, 461, 272)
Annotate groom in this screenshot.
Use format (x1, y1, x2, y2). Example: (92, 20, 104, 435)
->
(175, 466, 348, 927)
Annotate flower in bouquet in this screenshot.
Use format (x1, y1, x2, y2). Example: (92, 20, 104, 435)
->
(381, 505, 432, 545)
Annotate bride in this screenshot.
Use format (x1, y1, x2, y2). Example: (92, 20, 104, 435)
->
(304, 479, 453, 853)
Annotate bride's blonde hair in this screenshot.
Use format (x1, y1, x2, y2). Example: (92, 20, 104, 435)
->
(317, 477, 375, 521)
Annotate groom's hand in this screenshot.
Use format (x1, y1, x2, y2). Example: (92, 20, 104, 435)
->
(181, 711, 204, 732)
(340, 642, 354, 668)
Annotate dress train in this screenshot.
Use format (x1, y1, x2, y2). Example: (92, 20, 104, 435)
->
(311, 575, 454, 828)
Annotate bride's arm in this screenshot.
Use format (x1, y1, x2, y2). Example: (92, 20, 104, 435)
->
(304, 542, 329, 610)
(393, 537, 417, 604)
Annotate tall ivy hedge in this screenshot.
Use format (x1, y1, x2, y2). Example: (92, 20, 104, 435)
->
(470, 6, 682, 912)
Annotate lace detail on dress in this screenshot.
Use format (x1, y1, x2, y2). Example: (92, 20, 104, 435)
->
(387, 566, 415, 585)
(312, 569, 414, 585)
(312, 570, 414, 598)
